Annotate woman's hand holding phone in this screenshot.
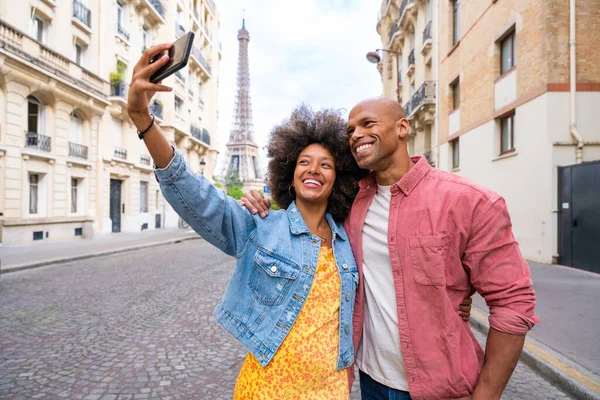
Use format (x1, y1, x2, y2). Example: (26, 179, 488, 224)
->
(127, 43, 173, 128)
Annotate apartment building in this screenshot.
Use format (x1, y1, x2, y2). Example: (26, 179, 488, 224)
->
(0, 0, 220, 245)
(374, 0, 600, 268)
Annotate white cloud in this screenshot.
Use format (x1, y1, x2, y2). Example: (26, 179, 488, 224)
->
(215, 0, 382, 175)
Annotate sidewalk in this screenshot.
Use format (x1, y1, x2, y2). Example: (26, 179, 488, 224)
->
(471, 261, 600, 400)
(0, 228, 201, 274)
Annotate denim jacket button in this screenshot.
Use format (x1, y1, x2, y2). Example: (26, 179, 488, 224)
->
(345, 294, 350, 302)
(270, 265, 277, 273)
(345, 327, 349, 334)
(342, 263, 348, 269)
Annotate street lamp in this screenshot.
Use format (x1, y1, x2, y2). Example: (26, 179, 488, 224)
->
(199, 158, 206, 176)
(366, 48, 401, 102)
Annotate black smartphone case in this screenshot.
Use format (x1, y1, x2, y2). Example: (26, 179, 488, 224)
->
(150, 32, 195, 84)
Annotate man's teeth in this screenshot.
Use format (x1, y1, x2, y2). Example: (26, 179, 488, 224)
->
(303, 179, 322, 186)
(356, 144, 373, 153)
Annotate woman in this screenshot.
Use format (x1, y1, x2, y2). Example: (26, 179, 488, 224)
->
(128, 44, 365, 399)
(128, 45, 471, 399)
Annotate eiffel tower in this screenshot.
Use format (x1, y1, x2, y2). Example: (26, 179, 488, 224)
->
(221, 19, 263, 192)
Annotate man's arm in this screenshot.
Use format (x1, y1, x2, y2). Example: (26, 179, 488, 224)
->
(462, 198, 539, 400)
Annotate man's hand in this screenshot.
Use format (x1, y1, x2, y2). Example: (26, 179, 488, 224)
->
(239, 190, 271, 218)
(459, 296, 473, 321)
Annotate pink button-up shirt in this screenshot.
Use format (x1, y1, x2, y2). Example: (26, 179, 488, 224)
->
(345, 156, 539, 399)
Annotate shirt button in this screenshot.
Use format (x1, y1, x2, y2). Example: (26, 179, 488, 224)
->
(345, 295, 350, 302)
(271, 265, 278, 273)
(291, 208, 297, 212)
(345, 327, 349, 334)
(342, 263, 348, 269)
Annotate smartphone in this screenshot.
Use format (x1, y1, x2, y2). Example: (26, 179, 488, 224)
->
(149, 32, 195, 84)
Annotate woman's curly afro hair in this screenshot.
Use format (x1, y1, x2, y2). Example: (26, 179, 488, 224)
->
(266, 104, 367, 222)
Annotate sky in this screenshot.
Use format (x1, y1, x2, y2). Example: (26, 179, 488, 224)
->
(214, 0, 383, 174)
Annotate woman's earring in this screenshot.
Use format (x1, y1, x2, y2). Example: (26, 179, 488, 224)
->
(288, 184, 295, 197)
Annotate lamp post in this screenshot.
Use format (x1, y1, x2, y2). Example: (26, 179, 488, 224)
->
(199, 158, 206, 176)
(366, 49, 401, 102)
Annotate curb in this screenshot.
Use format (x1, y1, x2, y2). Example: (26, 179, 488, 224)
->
(1, 235, 202, 275)
(470, 307, 600, 400)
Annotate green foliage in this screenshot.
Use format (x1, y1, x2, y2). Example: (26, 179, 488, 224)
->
(109, 71, 123, 86)
(225, 172, 243, 189)
(226, 186, 244, 200)
(269, 202, 281, 211)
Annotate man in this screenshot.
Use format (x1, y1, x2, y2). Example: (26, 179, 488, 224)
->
(241, 98, 539, 400)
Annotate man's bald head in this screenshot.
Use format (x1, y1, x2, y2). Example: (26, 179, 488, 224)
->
(350, 97, 406, 122)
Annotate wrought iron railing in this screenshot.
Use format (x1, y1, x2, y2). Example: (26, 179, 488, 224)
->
(408, 49, 415, 67)
(69, 142, 88, 159)
(191, 46, 212, 75)
(201, 128, 211, 145)
(110, 82, 128, 98)
(190, 124, 202, 141)
(176, 24, 185, 38)
(114, 147, 127, 160)
(399, 0, 414, 23)
(188, 87, 194, 98)
(73, 0, 91, 28)
(423, 20, 432, 43)
(388, 20, 400, 44)
(199, 98, 204, 107)
(148, 0, 165, 18)
(409, 81, 436, 116)
(175, 70, 185, 82)
(26, 132, 51, 152)
(149, 100, 163, 119)
(404, 102, 411, 117)
(117, 23, 129, 41)
(140, 155, 152, 165)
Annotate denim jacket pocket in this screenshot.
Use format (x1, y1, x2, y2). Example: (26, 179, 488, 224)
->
(409, 236, 446, 286)
(250, 250, 300, 306)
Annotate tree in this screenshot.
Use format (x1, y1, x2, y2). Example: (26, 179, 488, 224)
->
(225, 171, 243, 189)
(226, 186, 244, 200)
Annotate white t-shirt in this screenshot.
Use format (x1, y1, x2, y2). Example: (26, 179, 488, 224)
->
(355, 184, 408, 391)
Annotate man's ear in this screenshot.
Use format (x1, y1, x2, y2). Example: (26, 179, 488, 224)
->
(396, 118, 410, 140)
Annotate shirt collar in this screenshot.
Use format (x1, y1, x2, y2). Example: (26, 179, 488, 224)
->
(286, 201, 348, 241)
(357, 155, 431, 196)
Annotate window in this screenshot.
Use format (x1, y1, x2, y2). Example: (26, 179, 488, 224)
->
(500, 30, 515, 74)
(75, 228, 83, 236)
(452, 0, 460, 46)
(70, 112, 83, 144)
(31, 15, 48, 44)
(33, 231, 44, 241)
(410, 32, 415, 51)
(451, 138, 460, 169)
(117, 2, 125, 27)
(425, 0, 432, 22)
(410, 83, 416, 97)
(450, 79, 460, 111)
(28, 96, 45, 134)
(174, 97, 183, 115)
(142, 26, 149, 51)
(73, 42, 87, 67)
(71, 178, 79, 213)
(140, 181, 149, 213)
(500, 113, 515, 154)
(29, 173, 39, 214)
(112, 117, 122, 147)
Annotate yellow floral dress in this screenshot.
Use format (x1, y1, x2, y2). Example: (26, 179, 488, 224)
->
(233, 246, 350, 400)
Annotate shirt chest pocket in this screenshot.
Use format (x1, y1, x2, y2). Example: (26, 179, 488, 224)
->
(250, 250, 300, 306)
(409, 236, 446, 286)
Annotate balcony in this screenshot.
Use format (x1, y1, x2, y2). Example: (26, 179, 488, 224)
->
(175, 70, 185, 82)
(114, 147, 127, 160)
(190, 124, 202, 141)
(26, 132, 51, 152)
(408, 81, 436, 120)
(140, 155, 152, 165)
(388, 19, 400, 45)
(69, 142, 89, 159)
(188, 87, 194, 98)
(201, 128, 211, 145)
(110, 82, 128, 99)
(421, 20, 432, 61)
(398, 0, 416, 29)
(149, 100, 163, 120)
(176, 24, 185, 38)
(0, 20, 108, 98)
(404, 102, 411, 118)
(190, 46, 211, 78)
(117, 23, 129, 42)
(198, 97, 204, 107)
(407, 49, 415, 77)
(144, 0, 165, 21)
(73, 0, 91, 28)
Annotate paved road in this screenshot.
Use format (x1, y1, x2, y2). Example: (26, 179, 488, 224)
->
(0, 240, 571, 399)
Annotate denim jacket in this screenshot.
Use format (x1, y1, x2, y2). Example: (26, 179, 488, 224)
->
(154, 149, 359, 370)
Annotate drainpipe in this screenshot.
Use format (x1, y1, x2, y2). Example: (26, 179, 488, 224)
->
(433, 0, 440, 168)
(569, 0, 583, 164)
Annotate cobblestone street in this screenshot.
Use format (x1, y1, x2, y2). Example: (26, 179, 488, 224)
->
(0, 240, 571, 399)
